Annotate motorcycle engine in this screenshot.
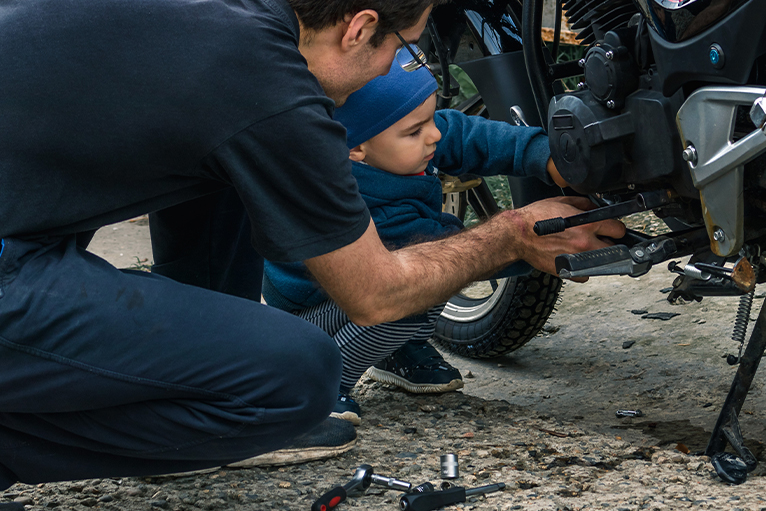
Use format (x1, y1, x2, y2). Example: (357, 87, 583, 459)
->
(547, 17, 694, 198)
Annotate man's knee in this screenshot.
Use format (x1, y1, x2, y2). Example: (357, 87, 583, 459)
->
(239, 317, 341, 424)
(283, 324, 340, 421)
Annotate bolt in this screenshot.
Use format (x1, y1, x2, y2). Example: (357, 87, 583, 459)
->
(627, 184, 635, 190)
(709, 47, 720, 65)
(606, 100, 616, 109)
(648, 243, 658, 252)
(577, 82, 586, 90)
(578, 58, 586, 68)
(713, 228, 726, 242)
(634, 249, 645, 258)
(709, 44, 724, 69)
(751, 97, 766, 129)
(605, 50, 614, 60)
(682, 145, 698, 165)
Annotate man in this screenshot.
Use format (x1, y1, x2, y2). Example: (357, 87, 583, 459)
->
(0, 0, 624, 489)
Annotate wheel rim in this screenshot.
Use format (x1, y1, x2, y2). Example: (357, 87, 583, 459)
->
(441, 277, 510, 322)
(441, 188, 512, 323)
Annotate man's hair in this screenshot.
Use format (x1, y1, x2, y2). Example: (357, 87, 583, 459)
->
(287, 1, 445, 46)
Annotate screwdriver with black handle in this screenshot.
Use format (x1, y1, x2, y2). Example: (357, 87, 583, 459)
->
(398, 482, 506, 511)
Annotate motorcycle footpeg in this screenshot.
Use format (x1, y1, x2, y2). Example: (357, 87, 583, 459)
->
(556, 245, 649, 279)
(556, 237, 678, 279)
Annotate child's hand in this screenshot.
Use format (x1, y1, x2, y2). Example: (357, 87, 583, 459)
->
(546, 158, 570, 188)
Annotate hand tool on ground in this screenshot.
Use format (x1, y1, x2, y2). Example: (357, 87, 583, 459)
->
(407, 482, 436, 494)
(439, 453, 458, 479)
(615, 409, 644, 418)
(398, 482, 506, 511)
(311, 464, 411, 511)
(407, 481, 453, 494)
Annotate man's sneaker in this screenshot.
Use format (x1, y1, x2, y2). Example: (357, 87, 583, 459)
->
(331, 391, 361, 425)
(366, 340, 464, 393)
(226, 417, 356, 468)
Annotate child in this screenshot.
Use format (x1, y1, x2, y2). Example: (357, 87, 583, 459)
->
(262, 58, 560, 425)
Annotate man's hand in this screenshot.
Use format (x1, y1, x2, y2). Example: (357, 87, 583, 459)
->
(509, 196, 626, 278)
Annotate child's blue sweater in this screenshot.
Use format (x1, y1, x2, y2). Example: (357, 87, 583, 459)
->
(262, 109, 553, 312)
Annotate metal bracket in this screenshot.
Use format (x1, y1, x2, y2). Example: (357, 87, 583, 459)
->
(676, 86, 766, 257)
(668, 254, 757, 301)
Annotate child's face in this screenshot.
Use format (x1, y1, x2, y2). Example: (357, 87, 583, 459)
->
(355, 93, 441, 175)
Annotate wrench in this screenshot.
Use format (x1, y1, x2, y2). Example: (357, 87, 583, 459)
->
(311, 464, 411, 511)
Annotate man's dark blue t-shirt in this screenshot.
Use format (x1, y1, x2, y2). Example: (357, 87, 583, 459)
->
(0, 0, 370, 262)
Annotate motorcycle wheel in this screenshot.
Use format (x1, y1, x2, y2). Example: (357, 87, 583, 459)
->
(434, 182, 562, 358)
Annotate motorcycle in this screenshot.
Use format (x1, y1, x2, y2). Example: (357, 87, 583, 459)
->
(427, 0, 766, 482)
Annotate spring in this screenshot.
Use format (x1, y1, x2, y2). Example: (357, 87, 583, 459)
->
(732, 261, 760, 348)
(732, 290, 755, 345)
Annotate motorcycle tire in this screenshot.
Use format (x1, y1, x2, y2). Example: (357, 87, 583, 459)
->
(434, 184, 563, 359)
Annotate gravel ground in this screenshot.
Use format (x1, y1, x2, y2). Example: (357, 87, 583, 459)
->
(5, 388, 766, 511)
(4, 213, 766, 511)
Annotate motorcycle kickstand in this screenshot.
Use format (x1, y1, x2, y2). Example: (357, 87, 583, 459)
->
(705, 295, 766, 470)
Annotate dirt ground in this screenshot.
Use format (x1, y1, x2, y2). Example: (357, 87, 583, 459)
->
(4, 215, 766, 511)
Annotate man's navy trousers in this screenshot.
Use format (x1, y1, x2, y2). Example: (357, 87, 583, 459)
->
(0, 194, 341, 489)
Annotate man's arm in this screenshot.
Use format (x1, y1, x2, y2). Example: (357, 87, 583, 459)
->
(304, 196, 625, 326)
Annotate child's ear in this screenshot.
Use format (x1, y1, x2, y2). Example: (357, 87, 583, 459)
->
(349, 145, 366, 162)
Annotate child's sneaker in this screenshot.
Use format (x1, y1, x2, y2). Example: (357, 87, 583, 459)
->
(330, 391, 361, 425)
(366, 340, 464, 393)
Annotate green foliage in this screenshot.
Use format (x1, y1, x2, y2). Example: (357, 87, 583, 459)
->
(129, 256, 153, 272)
(434, 64, 480, 109)
(447, 64, 479, 108)
(462, 176, 513, 227)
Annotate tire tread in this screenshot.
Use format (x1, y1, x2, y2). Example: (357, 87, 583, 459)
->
(433, 270, 562, 358)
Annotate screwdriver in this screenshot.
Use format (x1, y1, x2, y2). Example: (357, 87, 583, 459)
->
(398, 482, 506, 511)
